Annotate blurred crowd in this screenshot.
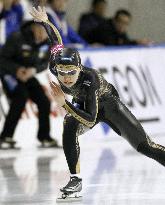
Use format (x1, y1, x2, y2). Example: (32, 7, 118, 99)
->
(0, 0, 152, 47)
(0, 0, 153, 149)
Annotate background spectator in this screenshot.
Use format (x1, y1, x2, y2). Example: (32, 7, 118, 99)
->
(88, 9, 152, 46)
(0, 20, 58, 148)
(78, 0, 107, 43)
(46, 0, 87, 47)
(0, 0, 23, 45)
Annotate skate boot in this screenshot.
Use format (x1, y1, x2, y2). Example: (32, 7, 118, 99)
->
(0, 137, 19, 149)
(56, 176, 82, 203)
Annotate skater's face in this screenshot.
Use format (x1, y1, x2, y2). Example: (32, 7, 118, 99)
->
(56, 65, 81, 87)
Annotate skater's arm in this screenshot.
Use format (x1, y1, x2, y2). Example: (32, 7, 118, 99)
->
(42, 22, 59, 46)
(63, 94, 98, 127)
(63, 82, 98, 128)
(30, 6, 62, 46)
(50, 80, 98, 128)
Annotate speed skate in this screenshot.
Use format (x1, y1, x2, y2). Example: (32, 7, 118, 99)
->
(56, 176, 82, 203)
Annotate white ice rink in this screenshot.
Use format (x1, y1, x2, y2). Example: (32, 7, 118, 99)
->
(0, 129, 165, 205)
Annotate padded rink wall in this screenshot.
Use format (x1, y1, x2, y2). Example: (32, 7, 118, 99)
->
(0, 45, 165, 147)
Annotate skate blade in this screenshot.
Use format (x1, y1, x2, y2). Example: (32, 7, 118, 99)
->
(56, 193, 82, 203)
(56, 196, 82, 203)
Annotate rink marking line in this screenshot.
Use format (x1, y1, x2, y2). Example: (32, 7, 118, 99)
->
(139, 117, 160, 123)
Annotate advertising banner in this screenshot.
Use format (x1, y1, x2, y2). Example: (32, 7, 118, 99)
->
(80, 47, 165, 137)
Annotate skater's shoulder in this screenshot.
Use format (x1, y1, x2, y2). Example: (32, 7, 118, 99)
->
(81, 66, 99, 88)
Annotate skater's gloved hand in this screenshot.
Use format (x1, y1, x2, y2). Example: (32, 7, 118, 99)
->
(30, 6, 48, 23)
(50, 81, 66, 107)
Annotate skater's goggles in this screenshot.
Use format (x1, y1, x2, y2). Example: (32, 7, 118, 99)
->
(56, 65, 79, 76)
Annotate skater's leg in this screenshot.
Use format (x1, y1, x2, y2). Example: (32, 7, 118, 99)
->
(0, 83, 28, 139)
(63, 114, 92, 174)
(103, 95, 165, 166)
(57, 115, 87, 200)
(137, 138, 165, 166)
(63, 114, 81, 174)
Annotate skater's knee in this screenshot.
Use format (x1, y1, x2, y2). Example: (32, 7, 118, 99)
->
(64, 115, 77, 124)
(137, 141, 155, 159)
(63, 115, 79, 131)
(137, 141, 151, 153)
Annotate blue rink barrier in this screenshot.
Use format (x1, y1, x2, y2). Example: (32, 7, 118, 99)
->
(79, 43, 165, 52)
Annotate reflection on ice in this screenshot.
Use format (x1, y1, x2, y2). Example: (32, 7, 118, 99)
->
(0, 135, 165, 205)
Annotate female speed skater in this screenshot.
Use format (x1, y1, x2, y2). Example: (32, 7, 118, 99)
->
(30, 6, 165, 202)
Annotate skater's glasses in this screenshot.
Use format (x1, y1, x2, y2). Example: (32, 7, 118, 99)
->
(57, 69, 78, 76)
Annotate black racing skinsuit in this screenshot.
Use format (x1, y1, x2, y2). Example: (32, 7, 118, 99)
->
(61, 67, 165, 173)
(44, 22, 165, 174)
